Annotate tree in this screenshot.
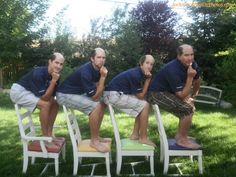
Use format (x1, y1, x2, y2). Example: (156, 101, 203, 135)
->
(184, 0, 236, 84)
(131, 0, 177, 61)
(0, 0, 49, 86)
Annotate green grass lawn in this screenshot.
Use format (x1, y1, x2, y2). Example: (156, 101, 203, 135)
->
(0, 92, 236, 177)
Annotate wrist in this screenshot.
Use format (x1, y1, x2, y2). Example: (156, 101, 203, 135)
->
(51, 80, 57, 85)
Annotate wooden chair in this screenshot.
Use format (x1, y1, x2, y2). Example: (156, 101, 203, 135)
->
(14, 104, 66, 176)
(63, 105, 112, 176)
(152, 104, 203, 175)
(108, 104, 155, 176)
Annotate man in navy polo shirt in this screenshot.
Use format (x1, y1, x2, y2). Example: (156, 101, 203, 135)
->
(10, 53, 65, 146)
(148, 44, 201, 149)
(104, 55, 156, 147)
(56, 48, 109, 152)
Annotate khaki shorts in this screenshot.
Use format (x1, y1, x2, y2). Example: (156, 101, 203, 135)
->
(56, 92, 101, 115)
(147, 91, 194, 119)
(10, 83, 39, 113)
(103, 91, 147, 117)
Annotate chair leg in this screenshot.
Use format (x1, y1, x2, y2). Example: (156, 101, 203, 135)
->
(55, 158, 59, 176)
(73, 156, 79, 175)
(116, 154, 122, 175)
(190, 155, 193, 162)
(62, 144, 66, 161)
(163, 155, 169, 174)
(198, 155, 203, 174)
(105, 153, 111, 177)
(150, 155, 155, 175)
(23, 155, 28, 173)
(160, 145, 164, 163)
(109, 152, 112, 164)
(31, 157, 35, 164)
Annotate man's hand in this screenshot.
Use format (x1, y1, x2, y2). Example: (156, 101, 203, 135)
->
(144, 71, 152, 79)
(184, 95, 196, 111)
(51, 72, 60, 83)
(100, 66, 108, 78)
(187, 64, 197, 78)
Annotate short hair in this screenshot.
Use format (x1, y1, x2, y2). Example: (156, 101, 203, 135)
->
(89, 48, 105, 59)
(138, 55, 147, 66)
(48, 52, 64, 61)
(138, 54, 154, 66)
(176, 44, 193, 56)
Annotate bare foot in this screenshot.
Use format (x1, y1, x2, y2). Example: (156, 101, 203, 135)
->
(177, 139, 201, 149)
(139, 139, 156, 147)
(98, 136, 111, 143)
(90, 141, 109, 153)
(175, 135, 195, 141)
(129, 134, 139, 140)
(45, 141, 59, 149)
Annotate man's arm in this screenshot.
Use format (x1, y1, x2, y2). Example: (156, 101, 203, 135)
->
(91, 66, 107, 101)
(41, 72, 59, 101)
(136, 78, 151, 100)
(175, 65, 196, 100)
(191, 78, 201, 98)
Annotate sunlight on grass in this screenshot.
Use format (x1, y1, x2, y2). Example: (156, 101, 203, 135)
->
(1, 92, 236, 176)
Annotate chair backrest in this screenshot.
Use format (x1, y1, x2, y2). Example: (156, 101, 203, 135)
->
(63, 105, 82, 151)
(108, 104, 122, 152)
(152, 104, 169, 150)
(15, 104, 36, 139)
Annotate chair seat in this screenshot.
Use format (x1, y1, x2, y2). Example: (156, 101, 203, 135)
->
(121, 138, 155, 151)
(78, 138, 112, 152)
(168, 139, 202, 150)
(28, 137, 65, 153)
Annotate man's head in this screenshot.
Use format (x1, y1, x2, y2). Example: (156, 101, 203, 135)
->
(48, 52, 65, 74)
(139, 55, 155, 73)
(90, 48, 106, 70)
(177, 44, 194, 68)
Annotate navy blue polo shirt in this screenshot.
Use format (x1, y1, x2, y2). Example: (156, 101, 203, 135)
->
(58, 62, 100, 97)
(149, 59, 200, 93)
(105, 67, 143, 94)
(17, 66, 56, 97)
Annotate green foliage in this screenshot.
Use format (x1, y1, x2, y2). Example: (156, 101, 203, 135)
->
(183, 0, 236, 86)
(216, 49, 236, 105)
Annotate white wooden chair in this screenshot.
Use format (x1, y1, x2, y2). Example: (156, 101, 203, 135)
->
(63, 105, 112, 177)
(14, 104, 66, 176)
(152, 104, 203, 175)
(108, 104, 155, 176)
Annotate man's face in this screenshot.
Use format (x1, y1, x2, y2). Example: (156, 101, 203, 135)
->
(48, 57, 64, 74)
(178, 46, 194, 68)
(140, 55, 155, 73)
(91, 49, 106, 70)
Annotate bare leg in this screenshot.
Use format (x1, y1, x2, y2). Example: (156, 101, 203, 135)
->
(138, 103, 156, 147)
(37, 99, 58, 148)
(130, 117, 140, 140)
(89, 103, 109, 152)
(37, 99, 50, 136)
(96, 103, 111, 142)
(47, 98, 59, 136)
(175, 114, 201, 149)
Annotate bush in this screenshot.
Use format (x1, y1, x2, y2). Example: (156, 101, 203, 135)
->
(216, 48, 236, 106)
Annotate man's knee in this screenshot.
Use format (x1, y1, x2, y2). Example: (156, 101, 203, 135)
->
(37, 98, 57, 110)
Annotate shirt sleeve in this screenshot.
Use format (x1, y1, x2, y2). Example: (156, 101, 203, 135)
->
(166, 69, 183, 93)
(31, 70, 48, 97)
(80, 73, 97, 97)
(129, 73, 143, 94)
